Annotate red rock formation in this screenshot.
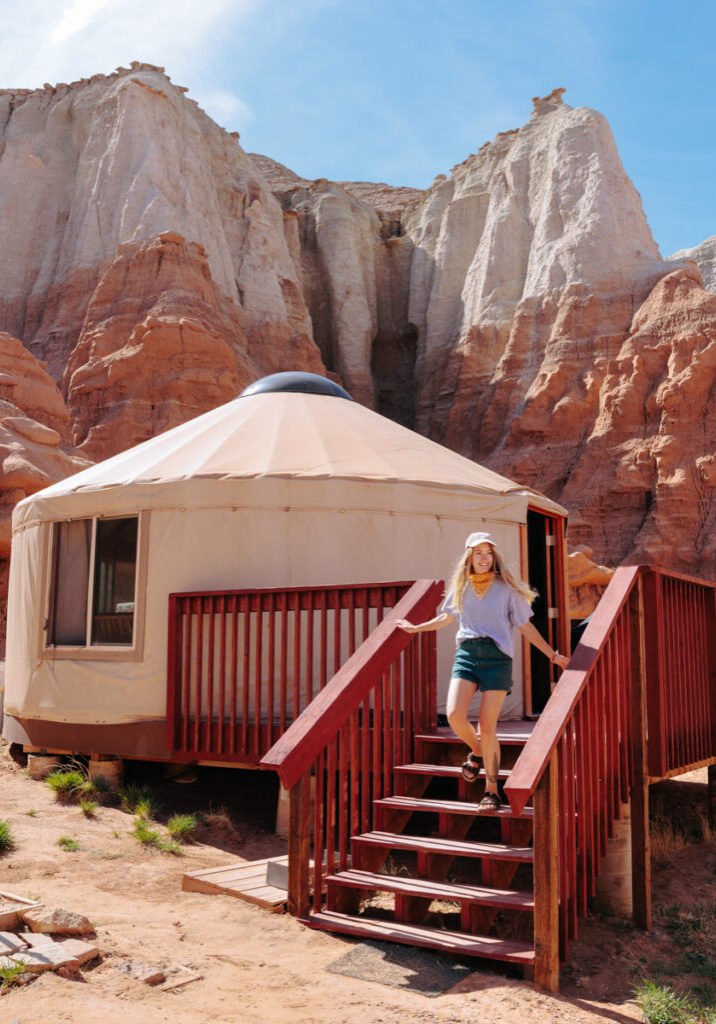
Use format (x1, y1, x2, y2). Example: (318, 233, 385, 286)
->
(0, 334, 90, 653)
(560, 265, 716, 574)
(64, 231, 321, 459)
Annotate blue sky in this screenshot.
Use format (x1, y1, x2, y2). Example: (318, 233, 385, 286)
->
(3, 0, 714, 255)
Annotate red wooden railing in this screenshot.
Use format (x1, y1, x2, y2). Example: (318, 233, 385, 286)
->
(505, 565, 716, 988)
(643, 569, 716, 778)
(166, 582, 413, 762)
(260, 579, 443, 915)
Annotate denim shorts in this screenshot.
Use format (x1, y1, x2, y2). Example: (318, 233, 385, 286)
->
(450, 637, 513, 692)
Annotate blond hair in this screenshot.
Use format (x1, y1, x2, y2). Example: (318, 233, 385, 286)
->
(447, 541, 537, 612)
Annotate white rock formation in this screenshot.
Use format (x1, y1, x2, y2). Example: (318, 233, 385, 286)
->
(669, 236, 716, 293)
(0, 62, 320, 386)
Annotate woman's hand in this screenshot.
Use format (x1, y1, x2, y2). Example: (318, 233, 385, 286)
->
(395, 618, 419, 633)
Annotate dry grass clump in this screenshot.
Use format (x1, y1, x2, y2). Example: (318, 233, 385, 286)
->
(0, 818, 15, 853)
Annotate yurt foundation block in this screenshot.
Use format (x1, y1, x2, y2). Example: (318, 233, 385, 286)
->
(594, 801, 633, 918)
(88, 756, 124, 791)
(27, 754, 63, 780)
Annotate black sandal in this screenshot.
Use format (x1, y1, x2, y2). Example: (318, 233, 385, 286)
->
(476, 791, 502, 812)
(460, 753, 481, 782)
(479, 786, 501, 811)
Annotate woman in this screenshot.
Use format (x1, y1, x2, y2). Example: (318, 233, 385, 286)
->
(396, 531, 569, 811)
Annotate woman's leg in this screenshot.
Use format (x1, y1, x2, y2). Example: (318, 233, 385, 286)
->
(477, 689, 508, 796)
(446, 677, 480, 755)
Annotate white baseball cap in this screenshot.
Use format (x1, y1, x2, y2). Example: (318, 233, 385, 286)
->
(465, 531, 495, 549)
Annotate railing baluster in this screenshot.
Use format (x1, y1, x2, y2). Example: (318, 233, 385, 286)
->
(291, 592, 301, 725)
(230, 594, 238, 754)
(306, 590, 315, 706)
(314, 749, 325, 910)
(240, 594, 249, 754)
(253, 595, 263, 759)
(181, 597, 192, 752)
(266, 594, 275, 749)
(280, 592, 288, 733)
(217, 595, 226, 755)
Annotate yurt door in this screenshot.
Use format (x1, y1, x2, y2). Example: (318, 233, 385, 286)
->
(524, 508, 568, 715)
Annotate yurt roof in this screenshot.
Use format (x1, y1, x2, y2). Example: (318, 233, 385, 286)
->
(14, 385, 566, 526)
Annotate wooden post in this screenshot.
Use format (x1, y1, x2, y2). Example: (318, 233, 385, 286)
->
(288, 772, 312, 918)
(708, 765, 716, 830)
(629, 575, 651, 930)
(533, 753, 560, 992)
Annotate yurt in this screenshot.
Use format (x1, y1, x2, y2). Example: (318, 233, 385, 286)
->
(3, 373, 568, 762)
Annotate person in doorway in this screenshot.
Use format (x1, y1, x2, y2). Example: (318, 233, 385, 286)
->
(396, 532, 570, 811)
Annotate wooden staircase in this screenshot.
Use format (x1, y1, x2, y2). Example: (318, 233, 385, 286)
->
(262, 568, 716, 992)
(305, 724, 539, 974)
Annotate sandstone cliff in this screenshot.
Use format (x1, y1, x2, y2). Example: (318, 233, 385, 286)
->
(1, 69, 714, 589)
(0, 334, 90, 653)
(0, 63, 324, 460)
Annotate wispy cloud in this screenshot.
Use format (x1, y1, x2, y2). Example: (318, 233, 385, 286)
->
(1, 0, 260, 128)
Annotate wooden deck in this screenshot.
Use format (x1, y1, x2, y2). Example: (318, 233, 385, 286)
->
(182, 858, 288, 912)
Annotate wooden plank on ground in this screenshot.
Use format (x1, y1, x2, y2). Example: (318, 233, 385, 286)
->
(182, 857, 288, 912)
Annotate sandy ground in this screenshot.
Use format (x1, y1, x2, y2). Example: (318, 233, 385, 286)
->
(0, 741, 711, 1024)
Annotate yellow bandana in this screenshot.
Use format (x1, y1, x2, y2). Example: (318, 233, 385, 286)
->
(469, 571, 495, 599)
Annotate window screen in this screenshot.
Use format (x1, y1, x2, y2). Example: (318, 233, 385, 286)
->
(91, 517, 139, 645)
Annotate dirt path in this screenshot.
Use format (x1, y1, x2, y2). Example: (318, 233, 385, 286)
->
(0, 740, 683, 1023)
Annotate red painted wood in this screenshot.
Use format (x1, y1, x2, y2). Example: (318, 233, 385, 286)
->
(168, 581, 417, 761)
(261, 580, 442, 788)
(165, 595, 179, 751)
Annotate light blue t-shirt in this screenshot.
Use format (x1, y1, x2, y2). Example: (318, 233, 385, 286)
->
(441, 577, 533, 658)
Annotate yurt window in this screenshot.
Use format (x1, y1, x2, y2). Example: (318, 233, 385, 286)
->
(47, 515, 140, 649)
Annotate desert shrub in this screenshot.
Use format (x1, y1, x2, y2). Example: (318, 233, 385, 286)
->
(80, 798, 98, 818)
(0, 959, 27, 991)
(635, 980, 698, 1024)
(131, 818, 182, 855)
(45, 768, 86, 800)
(57, 836, 80, 852)
(166, 813, 197, 841)
(120, 784, 160, 819)
(0, 819, 15, 852)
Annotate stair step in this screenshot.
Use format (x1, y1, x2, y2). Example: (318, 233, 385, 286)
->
(416, 724, 534, 746)
(327, 869, 534, 910)
(352, 831, 534, 863)
(375, 795, 533, 819)
(394, 762, 510, 780)
(305, 910, 535, 964)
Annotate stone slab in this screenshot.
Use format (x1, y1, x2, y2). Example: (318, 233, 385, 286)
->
(0, 932, 26, 955)
(54, 937, 100, 964)
(8, 946, 81, 973)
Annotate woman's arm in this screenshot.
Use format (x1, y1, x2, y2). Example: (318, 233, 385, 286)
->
(519, 621, 570, 669)
(395, 612, 455, 634)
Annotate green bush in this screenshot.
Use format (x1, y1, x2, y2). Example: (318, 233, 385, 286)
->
(131, 818, 182, 855)
(45, 768, 86, 799)
(120, 784, 160, 819)
(0, 819, 15, 852)
(635, 980, 709, 1024)
(57, 836, 80, 852)
(166, 813, 197, 841)
(0, 959, 27, 991)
